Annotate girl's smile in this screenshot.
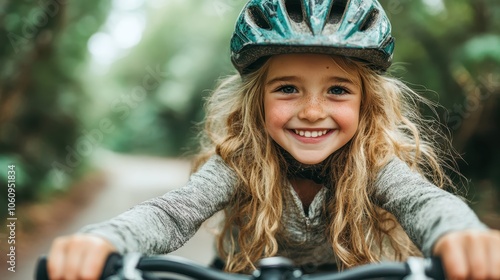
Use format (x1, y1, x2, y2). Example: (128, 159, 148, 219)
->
(289, 128, 335, 144)
(292, 129, 332, 138)
(264, 53, 362, 165)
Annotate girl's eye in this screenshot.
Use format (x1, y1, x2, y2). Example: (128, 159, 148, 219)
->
(328, 86, 349, 95)
(277, 85, 298, 94)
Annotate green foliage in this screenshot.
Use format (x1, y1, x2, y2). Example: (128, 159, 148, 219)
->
(86, 1, 245, 156)
(380, 0, 500, 215)
(0, 0, 111, 216)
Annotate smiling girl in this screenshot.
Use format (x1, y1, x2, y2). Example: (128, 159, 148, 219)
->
(263, 54, 361, 165)
(47, 1, 500, 279)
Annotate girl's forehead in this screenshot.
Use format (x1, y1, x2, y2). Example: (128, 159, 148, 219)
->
(266, 53, 362, 82)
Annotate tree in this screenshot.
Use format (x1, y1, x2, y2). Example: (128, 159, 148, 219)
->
(381, 0, 500, 220)
(0, 0, 110, 216)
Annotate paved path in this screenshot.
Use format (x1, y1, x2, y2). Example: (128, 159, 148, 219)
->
(9, 150, 216, 280)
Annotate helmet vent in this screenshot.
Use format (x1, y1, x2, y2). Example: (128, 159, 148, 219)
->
(327, 0, 348, 25)
(285, 0, 304, 23)
(248, 6, 272, 30)
(359, 9, 379, 31)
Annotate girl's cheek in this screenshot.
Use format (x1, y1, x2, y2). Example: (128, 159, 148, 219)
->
(336, 104, 360, 124)
(265, 101, 290, 125)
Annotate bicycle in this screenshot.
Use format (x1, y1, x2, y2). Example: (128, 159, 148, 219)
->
(35, 253, 445, 280)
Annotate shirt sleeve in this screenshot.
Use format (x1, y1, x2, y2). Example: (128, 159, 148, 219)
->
(374, 157, 488, 256)
(79, 155, 237, 254)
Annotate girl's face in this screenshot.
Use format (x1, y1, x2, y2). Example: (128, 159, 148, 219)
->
(263, 54, 362, 165)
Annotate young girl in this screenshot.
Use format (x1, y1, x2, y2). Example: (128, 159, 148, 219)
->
(48, 0, 500, 279)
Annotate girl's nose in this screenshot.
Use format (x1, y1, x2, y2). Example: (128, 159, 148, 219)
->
(297, 95, 327, 122)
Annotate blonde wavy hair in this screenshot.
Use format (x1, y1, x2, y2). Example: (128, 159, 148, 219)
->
(192, 56, 457, 273)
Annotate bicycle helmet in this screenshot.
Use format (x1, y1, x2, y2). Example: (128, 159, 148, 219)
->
(230, 0, 395, 74)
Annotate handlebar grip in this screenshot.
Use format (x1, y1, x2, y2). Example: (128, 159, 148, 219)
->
(425, 257, 446, 280)
(35, 256, 49, 280)
(34, 253, 123, 280)
(101, 252, 123, 279)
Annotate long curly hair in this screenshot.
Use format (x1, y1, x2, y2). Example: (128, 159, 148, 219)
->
(192, 56, 458, 273)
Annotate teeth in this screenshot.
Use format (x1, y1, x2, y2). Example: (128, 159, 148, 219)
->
(294, 129, 329, 138)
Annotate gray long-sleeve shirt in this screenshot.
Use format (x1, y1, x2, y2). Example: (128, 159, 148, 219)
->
(80, 155, 487, 266)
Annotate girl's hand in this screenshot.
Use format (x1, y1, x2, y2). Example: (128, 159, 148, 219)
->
(47, 234, 117, 280)
(433, 229, 500, 280)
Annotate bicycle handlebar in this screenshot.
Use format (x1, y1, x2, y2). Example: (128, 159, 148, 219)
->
(35, 253, 445, 280)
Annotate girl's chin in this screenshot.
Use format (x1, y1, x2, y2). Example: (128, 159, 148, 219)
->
(298, 160, 325, 165)
(292, 155, 328, 165)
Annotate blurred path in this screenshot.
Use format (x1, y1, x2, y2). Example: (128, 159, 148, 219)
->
(11, 150, 216, 280)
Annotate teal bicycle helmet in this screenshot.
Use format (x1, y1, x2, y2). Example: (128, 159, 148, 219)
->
(230, 0, 395, 74)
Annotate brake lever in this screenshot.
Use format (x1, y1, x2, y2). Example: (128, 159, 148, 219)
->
(404, 257, 445, 280)
(404, 257, 430, 280)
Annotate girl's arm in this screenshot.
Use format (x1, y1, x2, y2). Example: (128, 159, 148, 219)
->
(47, 155, 237, 280)
(374, 158, 500, 279)
(373, 157, 488, 256)
(78, 155, 237, 255)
